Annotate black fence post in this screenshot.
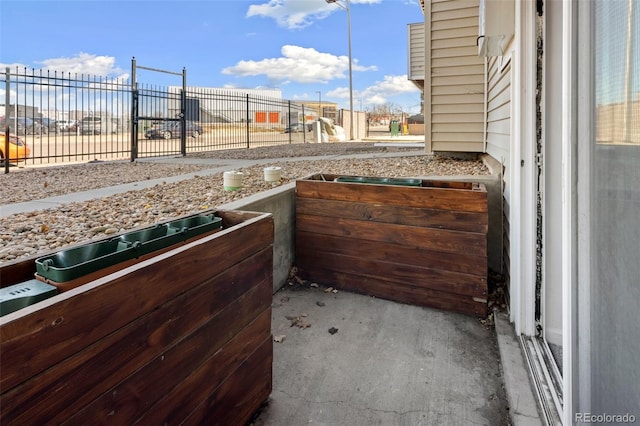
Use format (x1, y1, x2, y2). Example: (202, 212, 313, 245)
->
(130, 57, 138, 162)
(288, 100, 292, 144)
(180, 89, 186, 156)
(180, 67, 187, 157)
(130, 89, 139, 161)
(246, 94, 250, 149)
(4, 67, 10, 173)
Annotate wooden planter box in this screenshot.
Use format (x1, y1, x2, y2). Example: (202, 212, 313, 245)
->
(0, 210, 274, 425)
(296, 174, 488, 317)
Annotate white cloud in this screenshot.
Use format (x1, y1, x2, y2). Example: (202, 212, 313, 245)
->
(222, 45, 376, 84)
(2, 53, 128, 81)
(327, 74, 420, 105)
(0, 53, 126, 81)
(247, 0, 381, 30)
(37, 53, 128, 79)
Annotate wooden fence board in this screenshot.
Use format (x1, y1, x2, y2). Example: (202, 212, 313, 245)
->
(297, 214, 487, 257)
(297, 249, 486, 298)
(297, 267, 486, 317)
(296, 197, 488, 233)
(66, 308, 272, 425)
(296, 231, 486, 277)
(296, 178, 487, 212)
(182, 337, 273, 426)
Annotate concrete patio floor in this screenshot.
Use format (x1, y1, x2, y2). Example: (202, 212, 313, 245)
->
(251, 284, 511, 426)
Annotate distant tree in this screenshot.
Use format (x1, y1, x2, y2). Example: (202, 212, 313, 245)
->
(369, 102, 403, 122)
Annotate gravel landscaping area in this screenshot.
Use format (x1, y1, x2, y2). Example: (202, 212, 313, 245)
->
(0, 143, 490, 263)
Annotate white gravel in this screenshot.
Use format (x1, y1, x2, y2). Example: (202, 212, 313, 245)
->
(0, 143, 490, 264)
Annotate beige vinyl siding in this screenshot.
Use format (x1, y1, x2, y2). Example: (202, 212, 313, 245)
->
(408, 23, 425, 84)
(425, 0, 485, 152)
(485, 55, 511, 277)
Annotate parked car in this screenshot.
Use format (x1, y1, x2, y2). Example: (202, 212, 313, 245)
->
(58, 120, 80, 132)
(34, 118, 58, 133)
(80, 116, 102, 135)
(284, 123, 311, 133)
(0, 117, 43, 135)
(145, 121, 202, 139)
(0, 132, 30, 163)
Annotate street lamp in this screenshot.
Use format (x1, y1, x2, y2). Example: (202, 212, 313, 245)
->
(316, 90, 322, 120)
(326, 0, 354, 140)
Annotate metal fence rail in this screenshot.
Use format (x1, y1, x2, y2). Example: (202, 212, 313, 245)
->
(2, 66, 315, 171)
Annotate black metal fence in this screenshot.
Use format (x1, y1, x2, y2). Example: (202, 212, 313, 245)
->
(1, 66, 314, 171)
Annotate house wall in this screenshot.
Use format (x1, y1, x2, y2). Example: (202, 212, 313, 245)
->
(425, 0, 485, 153)
(408, 22, 425, 84)
(485, 53, 512, 279)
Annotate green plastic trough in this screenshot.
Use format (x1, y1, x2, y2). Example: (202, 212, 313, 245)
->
(35, 214, 222, 283)
(334, 176, 423, 187)
(0, 279, 58, 317)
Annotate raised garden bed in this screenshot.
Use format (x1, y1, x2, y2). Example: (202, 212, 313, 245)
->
(0, 210, 274, 425)
(295, 174, 488, 317)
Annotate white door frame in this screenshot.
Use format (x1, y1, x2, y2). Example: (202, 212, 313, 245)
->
(510, 0, 538, 337)
(564, 0, 593, 421)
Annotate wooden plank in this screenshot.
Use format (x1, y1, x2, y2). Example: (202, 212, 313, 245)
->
(217, 209, 270, 228)
(182, 336, 273, 426)
(296, 180, 487, 213)
(2, 251, 273, 425)
(302, 175, 478, 190)
(296, 214, 487, 257)
(137, 335, 273, 425)
(0, 213, 273, 391)
(296, 249, 486, 298)
(296, 232, 487, 277)
(297, 268, 486, 317)
(296, 198, 487, 233)
(65, 307, 272, 425)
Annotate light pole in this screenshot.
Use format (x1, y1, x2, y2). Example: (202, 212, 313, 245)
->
(326, 0, 354, 140)
(316, 90, 322, 120)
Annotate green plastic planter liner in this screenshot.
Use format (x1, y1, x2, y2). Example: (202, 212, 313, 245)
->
(167, 214, 222, 238)
(35, 239, 137, 283)
(334, 176, 422, 187)
(0, 280, 58, 317)
(35, 214, 222, 283)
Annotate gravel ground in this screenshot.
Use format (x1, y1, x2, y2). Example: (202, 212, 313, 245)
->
(0, 143, 490, 263)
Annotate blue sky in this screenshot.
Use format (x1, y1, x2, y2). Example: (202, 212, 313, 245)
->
(0, 0, 425, 113)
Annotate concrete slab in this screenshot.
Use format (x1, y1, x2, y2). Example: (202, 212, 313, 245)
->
(252, 286, 511, 426)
